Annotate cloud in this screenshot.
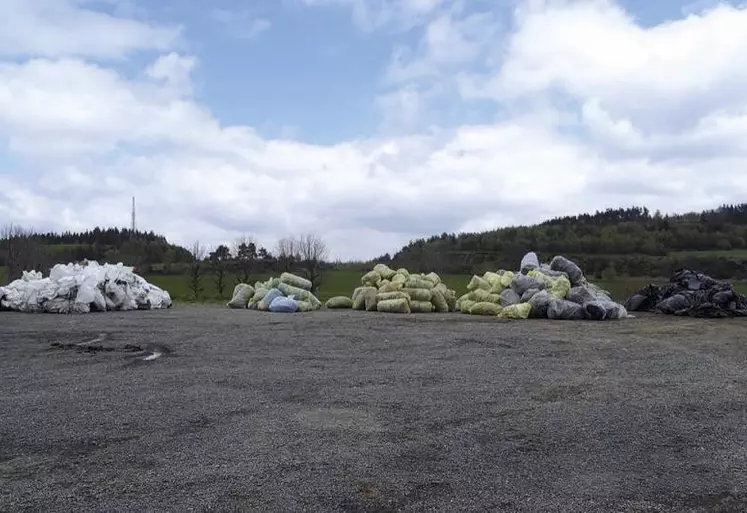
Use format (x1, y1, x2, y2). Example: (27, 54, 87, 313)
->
(1, 0, 747, 261)
(459, 1, 747, 143)
(0, 0, 182, 59)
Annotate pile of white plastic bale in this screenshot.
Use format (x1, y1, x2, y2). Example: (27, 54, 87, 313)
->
(457, 252, 630, 320)
(227, 272, 323, 312)
(325, 263, 458, 313)
(0, 261, 172, 314)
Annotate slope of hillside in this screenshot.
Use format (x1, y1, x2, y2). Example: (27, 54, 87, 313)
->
(383, 204, 747, 279)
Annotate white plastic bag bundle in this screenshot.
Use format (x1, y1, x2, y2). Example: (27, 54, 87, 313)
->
(0, 261, 172, 314)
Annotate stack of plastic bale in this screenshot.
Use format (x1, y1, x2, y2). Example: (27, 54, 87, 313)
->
(0, 261, 172, 314)
(457, 252, 629, 320)
(625, 269, 747, 318)
(341, 263, 457, 314)
(234, 272, 322, 313)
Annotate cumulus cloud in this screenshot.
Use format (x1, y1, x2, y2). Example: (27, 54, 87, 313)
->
(0, 0, 182, 59)
(1, 0, 747, 260)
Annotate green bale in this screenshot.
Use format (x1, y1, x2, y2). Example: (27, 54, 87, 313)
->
(296, 300, 313, 312)
(248, 287, 269, 309)
(410, 300, 434, 313)
(467, 289, 491, 302)
(359, 287, 378, 311)
(499, 303, 532, 319)
(326, 296, 353, 309)
(377, 298, 411, 314)
(500, 272, 514, 288)
(378, 281, 404, 293)
(352, 286, 376, 310)
(404, 288, 432, 302)
(405, 277, 434, 290)
(548, 275, 571, 299)
(424, 272, 441, 285)
(280, 272, 312, 291)
(430, 288, 449, 313)
(361, 270, 381, 286)
(277, 281, 314, 302)
(376, 291, 410, 302)
(459, 300, 477, 313)
(227, 283, 255, 309)
(467, 275, 490, 291)
(469, 302, 502, 316)
(373, 263, 397, 280)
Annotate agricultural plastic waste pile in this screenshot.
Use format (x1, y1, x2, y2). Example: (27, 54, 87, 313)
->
(227, 272, 322, 312)
(457, 252, 631, 320)
(625, 269, 747, 318)
(326, 263, 457, 314)
(0, 261, 172, 314)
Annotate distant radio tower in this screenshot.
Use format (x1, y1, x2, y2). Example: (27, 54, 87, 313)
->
(131, 196, 137, 234)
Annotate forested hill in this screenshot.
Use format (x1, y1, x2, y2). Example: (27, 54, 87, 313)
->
(384, 204, 747, 279)
(0, 227, 194, 273)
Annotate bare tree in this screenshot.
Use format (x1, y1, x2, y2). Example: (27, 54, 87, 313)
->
(275, 236, 299, 272)
(296, 233, 329, 292)
(1, 224, 45, 284)
(187, 241, 206, 300)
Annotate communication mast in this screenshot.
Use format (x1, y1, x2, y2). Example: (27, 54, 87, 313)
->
(131, 196, 137, 234)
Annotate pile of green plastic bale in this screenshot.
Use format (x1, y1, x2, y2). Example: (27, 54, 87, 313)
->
(227, 272, 323, 312)
(457, 252, 630, 320)
(325, 263, 458, 313)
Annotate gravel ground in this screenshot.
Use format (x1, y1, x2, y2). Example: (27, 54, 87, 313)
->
(1, 306, 746, 513)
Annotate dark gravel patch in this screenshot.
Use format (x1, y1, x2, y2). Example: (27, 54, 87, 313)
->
(1, 306, 746, 512)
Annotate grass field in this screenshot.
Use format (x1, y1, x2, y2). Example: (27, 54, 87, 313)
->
(144, 269, 747, 303)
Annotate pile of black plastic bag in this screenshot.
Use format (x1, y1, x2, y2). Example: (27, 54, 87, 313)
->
(625, 269, 747, 318)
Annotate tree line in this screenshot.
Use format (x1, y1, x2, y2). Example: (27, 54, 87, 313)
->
(0, 225, 330, 298)
(183, 234, 329, 300)
(3, 203, 747, 288)
(375, 204, 747, 279)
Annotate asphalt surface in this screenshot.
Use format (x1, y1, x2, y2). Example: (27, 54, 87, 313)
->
(1, 306, 746, 513)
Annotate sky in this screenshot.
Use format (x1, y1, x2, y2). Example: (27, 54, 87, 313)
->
(1, 0, 746, 261)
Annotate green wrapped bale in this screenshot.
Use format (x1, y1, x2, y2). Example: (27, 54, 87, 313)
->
(376, 291, 410, 302)
(361, 270, 381, 286)
(297, 300, 313, 312)
(410, 301, 434, 313)
(377, 298, 411, 314)
(405, 288, 432, 302)
(469, 302, 502, 316)
(326, 296, 353, 309)
(277, 282, 314, 302)
(227, 283, 255, 309)
(352, 286, 375, 310)
(467, 289, 491, 302)
(248, 287, 269, 310)
(460, 300, 477, 313)
(391, 273, 407, 285)
(468, 275, 490, 291)
(373, 264, 397, 280)
(430, 288, 449, 313)
(424, 272, 441, 285)
(499, 303, 532, 319)
(280, 272, 312, 291)
(405, 277, 434, 290)
(362, 288, 378, 311)
(378, 281, 404, 293)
